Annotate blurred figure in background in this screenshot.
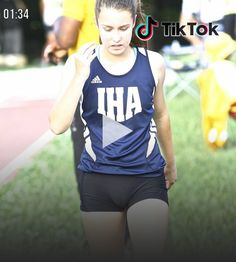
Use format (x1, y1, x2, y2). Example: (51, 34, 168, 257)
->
(0, 0, 27, 67)
(40, 0, 63, 62)
(179, 1, 236, 149)
(197, 32, 236, 149)
(44, 0, 99, 64)
(180, 1, 236, 148)
(179, 0, 225, 48)
(44, 0, 99, 184)
(223, 0, 236, 40)
(180, 0, 236, 47)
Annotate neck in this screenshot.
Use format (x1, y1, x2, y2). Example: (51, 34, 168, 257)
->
(100, 45, 134, 63)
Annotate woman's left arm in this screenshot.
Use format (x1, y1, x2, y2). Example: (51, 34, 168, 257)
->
(149, 51, 177, 189)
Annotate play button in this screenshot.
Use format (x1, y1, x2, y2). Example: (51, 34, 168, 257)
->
(102, 115, 133, 148)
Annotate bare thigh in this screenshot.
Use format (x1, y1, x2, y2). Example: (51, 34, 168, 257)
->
(127, 199, 169, 262)
(81, 211, 126, 262)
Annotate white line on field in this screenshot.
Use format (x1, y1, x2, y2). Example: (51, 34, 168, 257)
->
(0, 130, 55, 185)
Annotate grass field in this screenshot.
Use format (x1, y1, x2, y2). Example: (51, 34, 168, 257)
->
(0, 91, 236, 261)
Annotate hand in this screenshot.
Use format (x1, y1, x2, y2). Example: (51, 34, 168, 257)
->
(70, 42, 97, 81)
(43, 43, 68, 65)
(164, 163, 177, 190)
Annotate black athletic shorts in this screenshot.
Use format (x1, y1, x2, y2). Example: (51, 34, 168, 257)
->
(78, 171, 168, 212)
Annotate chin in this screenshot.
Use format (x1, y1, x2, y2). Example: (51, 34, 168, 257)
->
(108, 45, 127, 55)
(110, 50, 124, 56)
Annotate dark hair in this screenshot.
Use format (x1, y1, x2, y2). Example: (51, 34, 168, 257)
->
(95, 0, 147, 48)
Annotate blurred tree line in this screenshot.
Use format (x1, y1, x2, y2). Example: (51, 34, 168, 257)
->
(1, 0, 183, 63)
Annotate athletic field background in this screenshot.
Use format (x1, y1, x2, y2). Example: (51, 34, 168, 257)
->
(0, 84, 236, 261)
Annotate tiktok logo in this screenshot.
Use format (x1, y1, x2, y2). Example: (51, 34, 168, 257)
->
(135, 15, 159, 41)
(135, 16, 219, 41)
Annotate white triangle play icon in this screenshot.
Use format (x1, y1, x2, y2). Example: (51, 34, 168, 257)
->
(102, 115, 133, 148)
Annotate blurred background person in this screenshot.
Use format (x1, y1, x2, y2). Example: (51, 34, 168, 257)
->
(0, 0, 27, 67)
(197, 32, 236, 149)
(44, 0, 99, 188)
(179, 0, 236, 148)
(179, 0, 236, 47)
(40, 0, 63, 62)
(223, 0, 236, 40)
(179, 0, 225, 48)
(44, 0, 99, 64)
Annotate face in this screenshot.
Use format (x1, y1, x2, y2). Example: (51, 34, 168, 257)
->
(97, 7, 135, 55)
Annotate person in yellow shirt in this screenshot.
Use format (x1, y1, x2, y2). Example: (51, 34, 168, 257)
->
(44, 0, 99, 62)
(60, 0, 99, 54)
(44, 0, 99, 179)
(197, 32, 236, 149)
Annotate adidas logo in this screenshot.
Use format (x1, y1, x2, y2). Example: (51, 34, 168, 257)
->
(91, 75, 102, 84)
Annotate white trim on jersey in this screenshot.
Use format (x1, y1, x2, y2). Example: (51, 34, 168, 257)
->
(138, 47, 146, 56)
(79, 95, 97, 161)
(146, 118, 157, 158)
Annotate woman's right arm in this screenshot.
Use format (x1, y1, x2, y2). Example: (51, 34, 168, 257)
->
(49, 42, 97, 134)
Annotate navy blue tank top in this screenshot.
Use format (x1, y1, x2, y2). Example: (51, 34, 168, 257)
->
(78, 47, 165, 176)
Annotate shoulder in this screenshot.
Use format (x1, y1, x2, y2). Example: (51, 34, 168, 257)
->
(147, 50, 165, 70)
(145, 49, 166, 86)
(137, 48, 165, 73)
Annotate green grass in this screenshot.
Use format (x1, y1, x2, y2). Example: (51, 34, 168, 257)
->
(167, 93, 236, 260)
(0, 92, 236, 261)
(0, 132, 85, 261)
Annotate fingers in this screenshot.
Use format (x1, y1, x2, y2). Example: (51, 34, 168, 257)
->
(73, 42, 97, 65)
(165, 180, 173, 190)
(54, 49, 68, 58)
(77, 41, 97, 55)
(65, 42, 97, 81)
(86, 44, 97, 62)
(165, 180, 170, 190)
(87, 52, 97, 63)
(43, 44, 54, 62)
(164, 165, 177, 190)
(75, 42, 97, 61)
(165, 177, 177, 190)
(43, 44, 68, 65)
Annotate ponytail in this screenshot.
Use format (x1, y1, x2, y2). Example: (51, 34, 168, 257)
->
(131, 0, 147, 48)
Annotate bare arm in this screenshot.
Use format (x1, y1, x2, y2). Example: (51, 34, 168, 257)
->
(54, 16, 81, 49)
(43, 16, 81, 64)
(149, 51, 177, 189)
(49, 42, 97, 134)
